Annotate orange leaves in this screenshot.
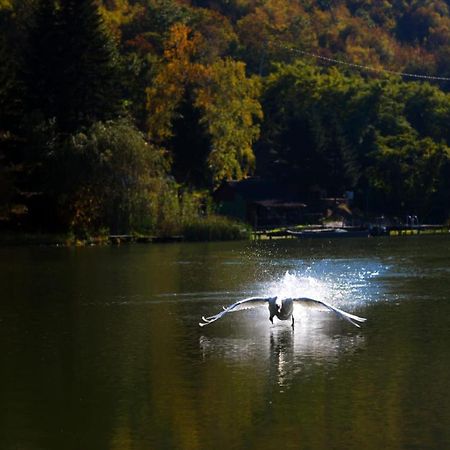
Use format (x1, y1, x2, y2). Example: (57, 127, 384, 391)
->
(146, 22, 262, 185)
(146, 23, 207, 142)
(163, 23, 203, 69)
(236, 0, 317, 72)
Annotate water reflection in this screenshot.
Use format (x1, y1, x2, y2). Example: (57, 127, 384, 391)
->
(199, 317, 365, 389)
(197, 267, 370, 392)
(2, 237, 450, 450)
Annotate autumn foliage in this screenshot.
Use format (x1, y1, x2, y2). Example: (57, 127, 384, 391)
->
(1, 0, 450, 235)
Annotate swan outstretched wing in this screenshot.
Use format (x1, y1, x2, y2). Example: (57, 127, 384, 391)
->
(292, 297, 367, 328)
(199, 296, 271, 327)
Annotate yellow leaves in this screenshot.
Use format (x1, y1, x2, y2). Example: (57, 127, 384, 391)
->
(146, 24, 207, 142)
(0, 0, 12, 10)
(345, 43, 384, 70)
(146, 23, 262, 185)
(193, 8, 238, 63)
(163, 23, 203, 65)
(195, 59, 262, 184)
(238, 0, 306, 37)
(236, 0, 318, 73)
(99, 0, 144, 40)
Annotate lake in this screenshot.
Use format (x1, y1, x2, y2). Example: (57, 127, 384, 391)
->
(1, 235, 450, 450)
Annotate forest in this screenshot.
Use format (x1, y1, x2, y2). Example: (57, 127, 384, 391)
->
(1, 0, 450, 238)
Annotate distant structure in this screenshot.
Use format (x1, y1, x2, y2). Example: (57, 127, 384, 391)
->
(213, 177, 351, 228)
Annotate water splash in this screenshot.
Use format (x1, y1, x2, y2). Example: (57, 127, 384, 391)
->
(266, 271, 329, 300)
(259, 263, 386, 311)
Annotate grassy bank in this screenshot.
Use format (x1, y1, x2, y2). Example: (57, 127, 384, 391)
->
(0, 231, 111, 246)
(182, 215, 251, 241)
(0, 232, 72, 246)
(0, 215, 251, 246)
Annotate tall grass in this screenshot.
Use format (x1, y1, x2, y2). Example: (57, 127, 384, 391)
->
(182, 215, 251, 241)
(149, 185, 251, 241)
(1, 182, 252, 244)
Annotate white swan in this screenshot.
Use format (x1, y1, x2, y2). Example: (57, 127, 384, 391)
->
(199, 296, 366, 328)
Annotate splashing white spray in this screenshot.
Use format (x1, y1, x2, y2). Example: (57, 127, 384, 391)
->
(266, 271, 330, 301)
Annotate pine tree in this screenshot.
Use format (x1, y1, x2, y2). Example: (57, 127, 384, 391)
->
(21, 0, 61, 124)
(22, 0, 122, 133)
(57, 0, 122, 131)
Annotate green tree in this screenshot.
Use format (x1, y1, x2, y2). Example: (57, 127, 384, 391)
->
(22, 0, 123, 132)
(258, 61, 450, 221)
(146, 24, 262, 187)
(369, 133, 450, 218)
(401, 81, 450, 143)
(0, 1, 31, 225)
(259, 62, 356, 195)
(195, 58, 262, 185)
(47, 119, 168, 234)
(0, 1, 20, 132)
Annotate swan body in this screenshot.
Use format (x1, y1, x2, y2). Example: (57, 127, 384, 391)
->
(199, 296, 366, 328)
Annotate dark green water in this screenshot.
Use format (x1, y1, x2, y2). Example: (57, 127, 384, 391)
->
(1, 235, 450, 450)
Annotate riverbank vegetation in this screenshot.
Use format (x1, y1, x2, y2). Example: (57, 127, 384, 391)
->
(1, 0, 450, 240)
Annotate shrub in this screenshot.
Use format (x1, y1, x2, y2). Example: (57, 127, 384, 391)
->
(54, 119, 168, 235)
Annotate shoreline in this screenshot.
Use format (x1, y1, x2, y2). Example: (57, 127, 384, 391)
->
(0, 231, 249, 247)
(1, 224, 449, 247)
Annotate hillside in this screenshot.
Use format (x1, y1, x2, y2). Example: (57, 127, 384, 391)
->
(1, 0, 449, 235)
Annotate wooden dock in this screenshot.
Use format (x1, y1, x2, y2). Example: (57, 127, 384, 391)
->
(385, 225, 450, 236)
(252, 225, 450, 240)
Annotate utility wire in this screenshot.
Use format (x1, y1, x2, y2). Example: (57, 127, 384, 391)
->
(278, 43, 450, 82)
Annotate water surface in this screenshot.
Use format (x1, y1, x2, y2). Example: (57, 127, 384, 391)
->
(1, 236, 450, 449)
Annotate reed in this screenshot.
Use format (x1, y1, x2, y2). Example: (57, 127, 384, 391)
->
(182, 215, 251, 241)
